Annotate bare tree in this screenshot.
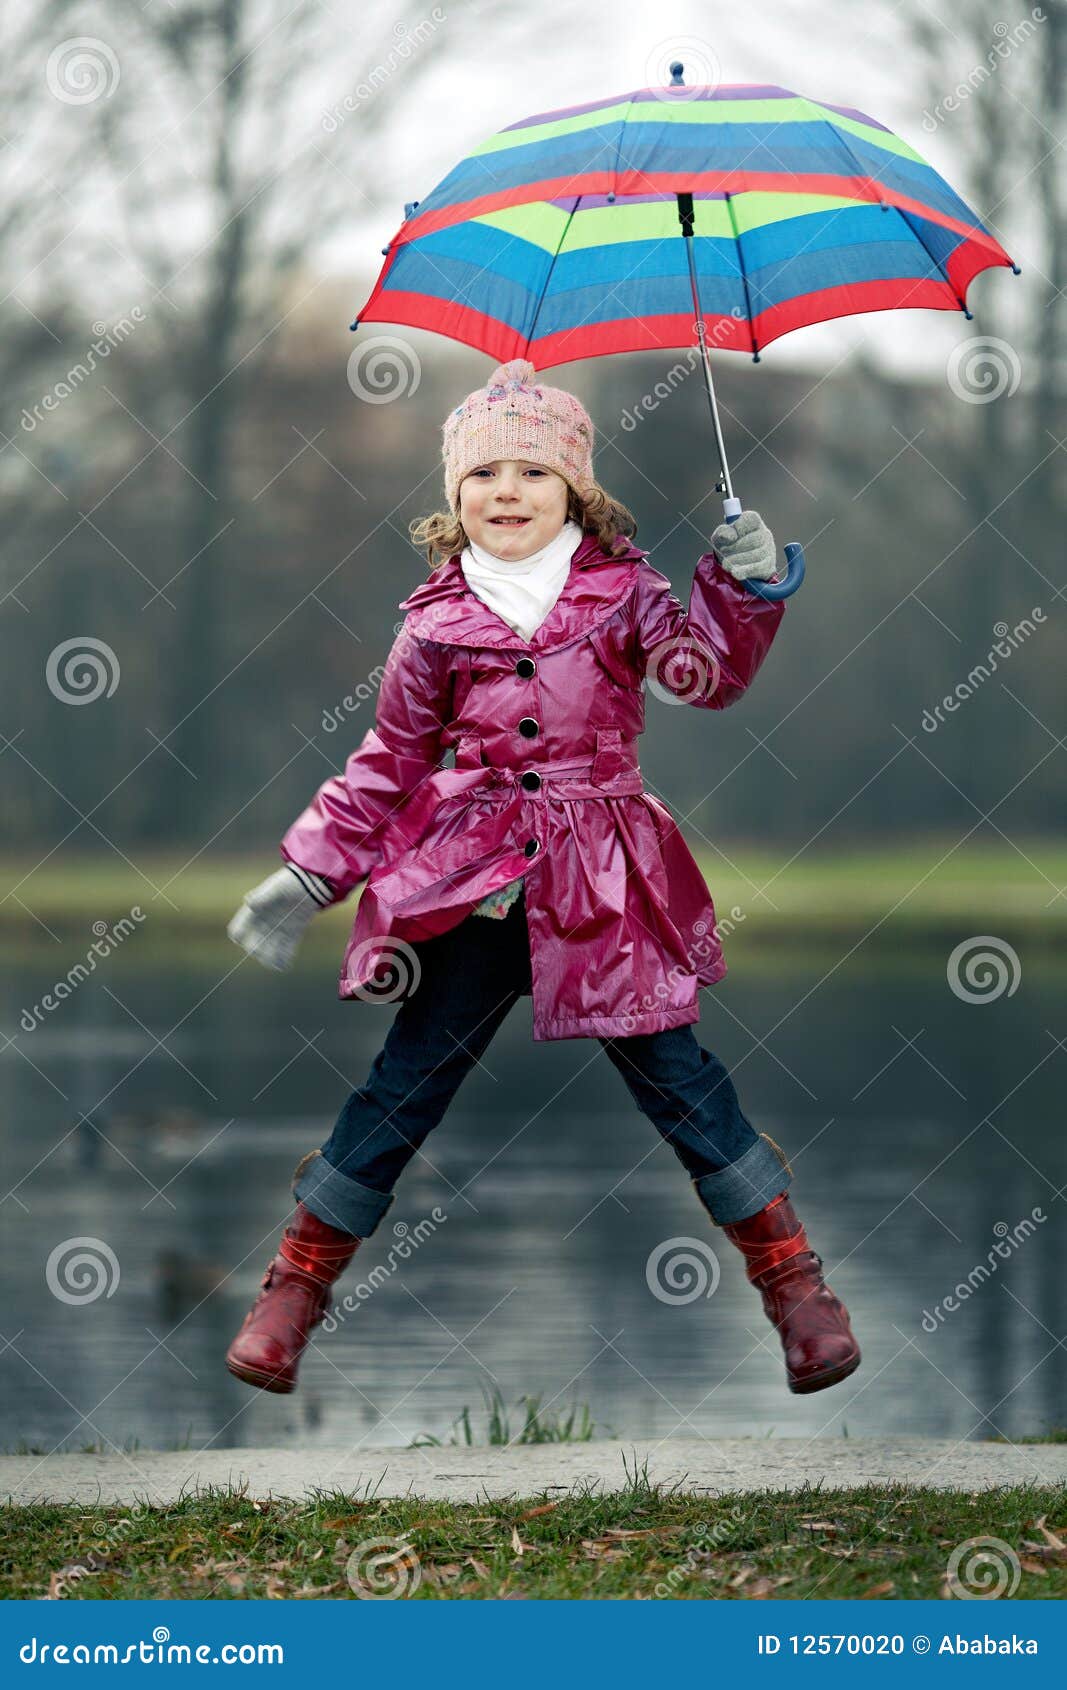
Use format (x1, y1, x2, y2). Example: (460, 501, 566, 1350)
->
(3, 0, 509, 836)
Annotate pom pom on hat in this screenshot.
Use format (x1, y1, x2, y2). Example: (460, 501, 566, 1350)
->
(442, 357, 595, 513)
(488, 357, 538, 387)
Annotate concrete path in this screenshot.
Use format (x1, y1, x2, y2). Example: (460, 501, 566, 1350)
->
(3, 1439, 1066, 1507)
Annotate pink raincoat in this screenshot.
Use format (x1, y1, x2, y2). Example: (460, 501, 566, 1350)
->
(281, 530, 785, 1040)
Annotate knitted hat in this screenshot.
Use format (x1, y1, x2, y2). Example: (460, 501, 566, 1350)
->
(442, 358, 595, 513)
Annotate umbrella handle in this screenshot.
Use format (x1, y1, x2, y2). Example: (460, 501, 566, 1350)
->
(722, 499, 806, 601)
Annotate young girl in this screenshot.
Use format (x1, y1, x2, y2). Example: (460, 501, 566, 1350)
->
(225, 359, 860, 1399)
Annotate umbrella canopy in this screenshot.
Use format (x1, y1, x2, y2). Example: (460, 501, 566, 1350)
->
(353, 81, 1017, 370)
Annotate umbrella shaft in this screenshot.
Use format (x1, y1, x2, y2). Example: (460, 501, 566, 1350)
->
(682, 230, 734, 501)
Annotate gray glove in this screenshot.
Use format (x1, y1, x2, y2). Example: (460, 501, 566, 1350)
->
(227, 864, 334, 972)
(710, 509, 778, 581)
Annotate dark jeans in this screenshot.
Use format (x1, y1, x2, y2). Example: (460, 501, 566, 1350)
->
(294, 888, 791, 1237)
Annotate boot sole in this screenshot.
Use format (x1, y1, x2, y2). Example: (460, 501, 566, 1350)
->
(788, 1348, 861, 1395)
(225, 1358, 296, 1394)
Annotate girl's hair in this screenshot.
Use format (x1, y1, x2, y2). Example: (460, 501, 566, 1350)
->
(409, 477, 638, 571)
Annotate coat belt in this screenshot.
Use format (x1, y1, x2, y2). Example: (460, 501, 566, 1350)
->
(380, 728, 644, 865)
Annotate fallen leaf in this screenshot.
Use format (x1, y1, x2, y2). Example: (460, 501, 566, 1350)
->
(426, 1562, 462, 1582)
(465, 1557, 490, 1580)
(518, 1502, 558, 1521)
(1034, 1516, 1066, 1552)
(1019, 1558, 1049, 1577)
(863, 1580, 895, 1598)
(511, 1526, 524, 1556)
(745, 1577, 776, 1598)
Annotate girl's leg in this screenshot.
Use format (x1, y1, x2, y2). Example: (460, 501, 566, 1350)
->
(597, 1024, 790, 1224)
(296, 892, 533, 1238)
(599, 1023, 861, 1393)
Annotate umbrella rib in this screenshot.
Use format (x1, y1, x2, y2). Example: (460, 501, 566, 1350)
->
(525, 194, 583, 356)
(528, 103, 633, 359)
(724, 190, 760, 360)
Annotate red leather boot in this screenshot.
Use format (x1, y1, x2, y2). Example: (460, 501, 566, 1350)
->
(226, 1201, 362, 1393)
(722, 1192, 861, 1394)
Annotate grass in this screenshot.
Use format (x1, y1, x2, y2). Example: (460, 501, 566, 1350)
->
(2, 1472, 1065, 1600)
(409, 1386, 609, 1447)
(1, 1431, 199, 1458)
(3, 839, 1067, 949)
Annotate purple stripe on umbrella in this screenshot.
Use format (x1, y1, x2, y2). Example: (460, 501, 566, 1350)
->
(500, 83, 800, 133)
(815, 98, 892, 132)
(500, 85, 891, 137)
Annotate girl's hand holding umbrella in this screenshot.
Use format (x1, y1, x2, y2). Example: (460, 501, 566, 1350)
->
(710, 509, 779, 582)
(227, 865, 334, 972)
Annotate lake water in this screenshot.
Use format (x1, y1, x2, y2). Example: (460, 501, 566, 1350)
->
(2, 935, 1063, 1473)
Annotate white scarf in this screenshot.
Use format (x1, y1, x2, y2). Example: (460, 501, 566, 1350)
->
(460, 519, 584, 641)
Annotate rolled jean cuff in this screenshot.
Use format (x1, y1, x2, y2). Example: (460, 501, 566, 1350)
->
(295, 1151, 395, 1238)
(692, 1134, 791, 1225)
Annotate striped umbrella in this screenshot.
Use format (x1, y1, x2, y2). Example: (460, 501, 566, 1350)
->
(352, 71, 1018, 598)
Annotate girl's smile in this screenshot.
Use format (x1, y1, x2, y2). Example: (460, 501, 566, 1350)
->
(459, 459, 569, 559)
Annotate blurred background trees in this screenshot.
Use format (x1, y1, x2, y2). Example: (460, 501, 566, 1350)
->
(2, 0, 1063, 863)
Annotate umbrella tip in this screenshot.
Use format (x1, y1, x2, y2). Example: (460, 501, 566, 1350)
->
(350, 319, 360, 332)
(962, 307, 974, 320)
(752, 351, 761, 364)
(1011, 262, 1022, 275)
(669, 61, 685, 85)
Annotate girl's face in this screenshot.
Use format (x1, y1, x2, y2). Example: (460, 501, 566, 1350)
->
(459, 459, 569, 560)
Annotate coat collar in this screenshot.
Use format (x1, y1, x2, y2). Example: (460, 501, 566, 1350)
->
(398, 529, 647, 652)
